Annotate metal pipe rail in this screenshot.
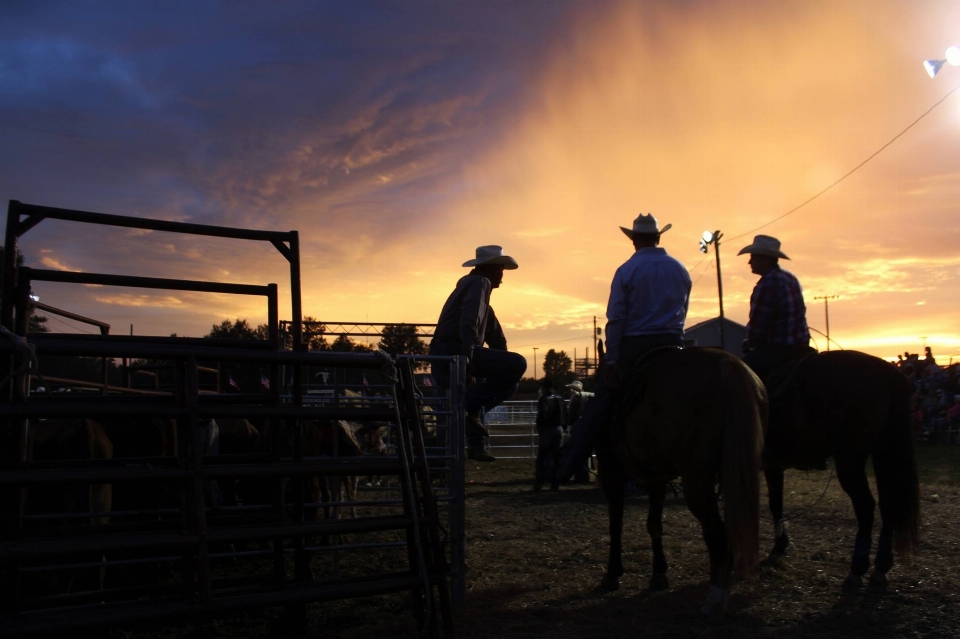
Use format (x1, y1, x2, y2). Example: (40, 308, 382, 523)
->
(0, 457, 415, 486)
(2, 202, 462, 637)
(1, 353, 461, 638)
(3, 573, 425, 638)
(11, 334, 396, 366)
(2, 515, 423, 561)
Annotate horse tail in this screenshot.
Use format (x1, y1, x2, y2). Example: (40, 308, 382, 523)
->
(719, 356, 765, 577)
(873, 367, 920, 559)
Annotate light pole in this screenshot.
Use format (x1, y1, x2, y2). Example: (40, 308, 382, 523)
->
(700, 230, 725, 351)
(533, 347, 539, 381)
(813, 295, 839, 351)
(923, 45, 960, 78)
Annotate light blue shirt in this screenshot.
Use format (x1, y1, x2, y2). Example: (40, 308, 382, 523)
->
(605, 247, 691, 362)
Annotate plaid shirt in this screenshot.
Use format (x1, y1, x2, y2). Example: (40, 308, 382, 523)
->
(747, 265, 810, 347)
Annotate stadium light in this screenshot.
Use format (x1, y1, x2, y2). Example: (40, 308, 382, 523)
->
(699, 230, 726, 351)
(924, 45, 960, 78)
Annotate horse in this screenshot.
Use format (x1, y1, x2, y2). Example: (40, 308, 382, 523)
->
(596, 347, 767, 616)
(762, 349, 920, 589)
(98, 417, 179, 525)
(21, 418, 114, 594)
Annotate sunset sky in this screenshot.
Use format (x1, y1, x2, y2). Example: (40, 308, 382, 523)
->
(2, 0, 959, 372)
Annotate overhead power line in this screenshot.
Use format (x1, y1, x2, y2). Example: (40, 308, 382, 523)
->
(727, 81, 960, 244)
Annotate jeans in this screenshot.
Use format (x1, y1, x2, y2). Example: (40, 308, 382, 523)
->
(535, 425, 564, 487)
(431, 346, 527, 449)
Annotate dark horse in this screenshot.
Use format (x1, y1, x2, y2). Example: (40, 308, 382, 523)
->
(596, 347, 768, 616)
(763, 350, 920, 589)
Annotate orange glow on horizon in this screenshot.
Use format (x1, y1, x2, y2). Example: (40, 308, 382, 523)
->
(12, 1, 960, 372)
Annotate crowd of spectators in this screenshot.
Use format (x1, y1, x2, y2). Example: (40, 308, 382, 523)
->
(898, 347, 960, 443)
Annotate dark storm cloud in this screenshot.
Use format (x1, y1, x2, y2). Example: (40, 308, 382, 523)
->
(1, 0, 570, 259)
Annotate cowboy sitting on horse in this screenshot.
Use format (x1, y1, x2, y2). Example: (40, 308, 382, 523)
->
(559, 213, 692, 480)
(737, 235, 814, 386)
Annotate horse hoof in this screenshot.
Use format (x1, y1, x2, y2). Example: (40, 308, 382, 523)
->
(842, 574, 864, 590)
(767, 547, 787, 564)
(649, 574, 669, 591)
(700, 585, 727, 617)
(869, 571, 889, 591)
(773, 534, 790, 555)
(600, 574, 620, 591)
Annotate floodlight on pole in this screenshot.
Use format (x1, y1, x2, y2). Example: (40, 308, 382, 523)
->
(699, 229, 726, 351)
(924, 45, 960, 78)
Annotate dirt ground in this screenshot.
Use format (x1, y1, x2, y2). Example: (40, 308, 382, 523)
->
(112, 444, 960, 639)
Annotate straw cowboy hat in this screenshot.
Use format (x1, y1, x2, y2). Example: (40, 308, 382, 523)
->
(620, 213, 672, 240)
(565, 380, 583, 391)
(737, 235, 790, 260)
(462, 245, 519, 269)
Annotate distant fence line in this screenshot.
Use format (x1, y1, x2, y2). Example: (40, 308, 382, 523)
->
(485, 400, 541, 459)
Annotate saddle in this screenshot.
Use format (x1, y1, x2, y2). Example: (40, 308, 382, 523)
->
(613, 345, 683, 480)
(763, 347, 817, 403)
(616, 345, 683, 421)
(763, 348, 827, 471)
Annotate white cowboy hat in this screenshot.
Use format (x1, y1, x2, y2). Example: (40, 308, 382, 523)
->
(462, 245, 519, 269)
(737, 235, 790, 260)
(620, 213, 672, 239)
(565, 380, 583, 391)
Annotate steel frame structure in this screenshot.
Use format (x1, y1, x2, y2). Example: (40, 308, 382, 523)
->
(0, 201, 462, 638)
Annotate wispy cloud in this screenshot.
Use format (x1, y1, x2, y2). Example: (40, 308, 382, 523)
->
(2, 1, 959, 362)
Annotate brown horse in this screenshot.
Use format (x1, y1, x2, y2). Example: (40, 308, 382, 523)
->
(597, 347, 767, 616)
(763, 350, 920, 589)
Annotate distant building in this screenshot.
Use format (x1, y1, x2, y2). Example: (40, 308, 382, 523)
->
(683, 317, 747, 354)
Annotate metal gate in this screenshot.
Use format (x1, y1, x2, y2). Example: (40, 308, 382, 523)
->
(1, 201, 466, 638)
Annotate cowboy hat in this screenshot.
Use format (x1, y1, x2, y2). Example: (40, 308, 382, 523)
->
(565, 380, 583, 391)
(620, 213, 672, 240)
(462, 245, 519, 269)
(737, 235, 790, 260)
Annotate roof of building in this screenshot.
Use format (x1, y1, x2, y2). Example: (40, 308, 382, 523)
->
(684, 316, 747, 333)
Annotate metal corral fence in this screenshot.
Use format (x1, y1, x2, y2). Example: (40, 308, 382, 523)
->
(484, 400, 540, 459)
(0, 201, 466, 638)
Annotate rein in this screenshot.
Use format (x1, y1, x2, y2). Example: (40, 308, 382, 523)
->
(781, 463, 835, 522)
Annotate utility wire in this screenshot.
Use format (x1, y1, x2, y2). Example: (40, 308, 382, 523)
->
(727, 81, 960, 244)
(43, 314, 97, 335)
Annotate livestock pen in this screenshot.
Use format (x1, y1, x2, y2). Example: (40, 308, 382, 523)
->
(0, 201, 466, 638)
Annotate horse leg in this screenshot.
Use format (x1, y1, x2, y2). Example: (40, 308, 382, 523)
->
(764, 467, 790, 559)
(871, 460, 900, 589)
(600, 470, 626, 591)
(835, 454, 875, 589)
(869, 525, 893, 590)
(683, 477, 730, 617)
(647, 480, 669, 591)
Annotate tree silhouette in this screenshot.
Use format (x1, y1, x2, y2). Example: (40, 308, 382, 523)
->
(207, 318, 268, 340)
(378, 323, 428, 356)
(330, 334, 374, 353)
(205, 318, 271, 393)
(377, 323, 430, 370)
(302, 316, 329, 351)
(542, 349, 574, 384)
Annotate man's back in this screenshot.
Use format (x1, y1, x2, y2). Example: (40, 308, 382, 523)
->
(609, 248, 690, 335)
(538, 392, 565, 429)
